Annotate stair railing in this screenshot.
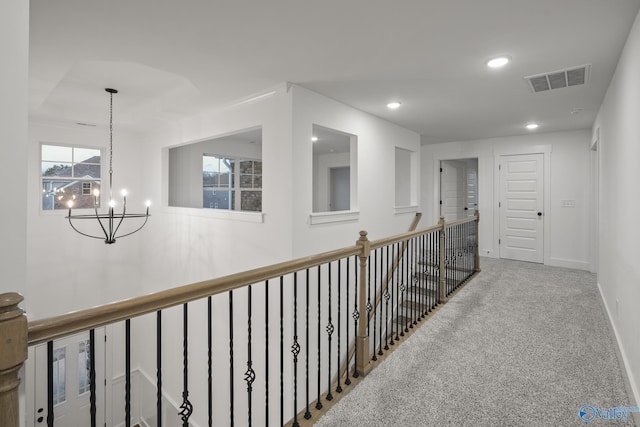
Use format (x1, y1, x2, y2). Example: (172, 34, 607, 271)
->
(0, 211, 479, 427)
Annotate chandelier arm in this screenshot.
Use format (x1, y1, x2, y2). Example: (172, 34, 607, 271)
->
(114, 215, 150, 239)
(93, 204, 110, 239)
(111, 203, 127, 239)
(67, 217, 107, 240)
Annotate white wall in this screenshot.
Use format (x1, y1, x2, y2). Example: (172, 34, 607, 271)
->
(291, 85, 422, 256)
(592, 7, 640, 406)
(0, 0, 28, 299)
(421, 129, 592, 270)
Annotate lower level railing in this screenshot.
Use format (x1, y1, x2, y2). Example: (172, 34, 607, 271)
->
(0, 212, 479, 427)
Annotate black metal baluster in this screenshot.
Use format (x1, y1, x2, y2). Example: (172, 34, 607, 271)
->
(336, 260, 343, 394)
(399, 242, 406, 336)
(245, 286, 255, 427)
(158, 311, 163, 427)
(410, 238, 416, 328)
(371, 251, 377, 361)
(315, 266, 323, 409)
(279, 277, 284, 427)
(126, 319, 131, 427)
(404, 240, 409, 334)
(229, 292, 235, 426)
(345, 257, 352, 385)
(326, 263, 334, 400)
(208, 298, 213, 427)
(391, 243, 398, 344)
(384, 245, 390, 351)
(367, 255, 372, 343)
(292, 273, 301, 427)
(378, 248, 384, 355)
(421, 234, 427, 318)
(304, 270, 311, 420)
(89, 329, 96, 427)
(265, 281, 269, 427)
(352, 255, 360, 378)
(179, 305, 192, 427)
(47, 340, 53, 427)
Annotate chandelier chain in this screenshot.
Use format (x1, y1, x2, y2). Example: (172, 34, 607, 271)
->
(109, 91, 114, 200)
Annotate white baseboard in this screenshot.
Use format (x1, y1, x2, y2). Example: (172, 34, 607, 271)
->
(596, 282, 640, 417)
(547, 257, 590, 271)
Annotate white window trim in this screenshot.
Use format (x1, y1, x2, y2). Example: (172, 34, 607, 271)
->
(309, 210, 360, 225)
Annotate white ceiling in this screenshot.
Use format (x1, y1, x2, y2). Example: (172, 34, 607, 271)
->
(29, 0, 640, 143)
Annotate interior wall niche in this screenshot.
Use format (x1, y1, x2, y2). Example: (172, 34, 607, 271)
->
(168, 127, 262, 211)
(312, 125, 357, 213)
(395, 147, 416, 207)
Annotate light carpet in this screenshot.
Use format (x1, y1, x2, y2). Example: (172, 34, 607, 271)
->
(315, 258, 637, 426)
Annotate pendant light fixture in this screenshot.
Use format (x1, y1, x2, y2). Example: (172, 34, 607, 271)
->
(66, 88, 150, 244)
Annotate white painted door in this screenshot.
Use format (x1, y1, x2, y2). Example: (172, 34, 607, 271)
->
(499, 154, 544, 263)
(32, 330, 106, 427)
(440, 160, 466, 220)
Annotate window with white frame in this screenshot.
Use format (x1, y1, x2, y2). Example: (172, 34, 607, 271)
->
(202, 155, 262, 212)
(41, 144, 102, 210)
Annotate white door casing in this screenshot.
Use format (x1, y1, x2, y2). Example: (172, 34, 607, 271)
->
(32, 329, 106, 427)
(499, 154, 544, 263)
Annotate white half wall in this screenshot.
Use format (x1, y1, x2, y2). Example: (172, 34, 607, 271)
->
(592, 7, 640, 407)
(421, 129, 592, 271)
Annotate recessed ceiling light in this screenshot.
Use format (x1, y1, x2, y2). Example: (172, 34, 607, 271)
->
(486, 56, 511, 68)
(526, 123, 539, 130)
(311, 136, 319, 142)
(387, 101, 402, 109)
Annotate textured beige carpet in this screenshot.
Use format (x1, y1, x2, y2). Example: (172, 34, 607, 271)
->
(316, 258, 638, 426)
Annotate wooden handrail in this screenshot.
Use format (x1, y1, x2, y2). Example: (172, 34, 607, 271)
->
(443, 215, 477, 228)
(28, 245, 361, 346)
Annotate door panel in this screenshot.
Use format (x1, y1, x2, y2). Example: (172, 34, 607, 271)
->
(33, 330, 105, 427)
(440, 160, 466, 220)
(499, 154, 544, 263)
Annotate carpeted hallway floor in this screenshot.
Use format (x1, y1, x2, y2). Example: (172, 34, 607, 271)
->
(315, 258, 638, 426)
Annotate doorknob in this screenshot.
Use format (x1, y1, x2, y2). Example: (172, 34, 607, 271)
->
(537, 212, 542, 216)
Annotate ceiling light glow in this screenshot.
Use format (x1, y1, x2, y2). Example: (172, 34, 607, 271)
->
(311, 136, 318, 142)
(526, 123, 539, 130)
(387, 101, 402, 109)
(487, 56, 511, 68)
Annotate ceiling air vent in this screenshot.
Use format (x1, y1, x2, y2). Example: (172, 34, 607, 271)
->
(525, 64, 591, 93)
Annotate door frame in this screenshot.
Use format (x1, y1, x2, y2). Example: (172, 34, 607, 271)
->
(494, 145, 551, 265)
(433, 156, 479, 223)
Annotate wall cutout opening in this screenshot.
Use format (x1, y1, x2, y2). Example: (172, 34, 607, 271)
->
(439, 158, 478, 221)
(395, 147, 416, 207)
(169, 128, 262, 211)
(312, 125, 357, 213)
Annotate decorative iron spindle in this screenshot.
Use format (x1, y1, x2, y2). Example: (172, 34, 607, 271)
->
(179, 304, 192, 426)
(265, 280, 270, 426)
(399, 241, 406, 336)
(126, 319, 131, 427)
(316, 266, 323, 409)
(291, 272, 300, 427)
(47, 340, 53, 427)
(89, 329, 96, 427)
(304, 270, 311, 420)
(378, 248, 384, 356)
(279, 277, 284, 427)
(245, 286, 255, 427)
(410, 238, 416, 327)
(157, 310, 163, 427)
(336, 260, 343, 394)
(207, 298, 212, 427)
(383, 245, 390, 351)
(391, 243, 398, 344)
(345, 257, 352, 385)
(352, 255, 360, 378)
(371, 251, 377, 361)
(326, 263, 334, 400)
(229, 292, 235, 426)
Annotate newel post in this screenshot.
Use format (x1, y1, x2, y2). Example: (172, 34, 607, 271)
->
(474, 210, 481, 273)
(0, 293, 28, 427)
(355, 231, 372, 376)
(438, 216, 447, 304)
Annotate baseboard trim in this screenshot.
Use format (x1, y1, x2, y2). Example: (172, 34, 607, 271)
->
(546, 257, 590, 271)
(596, 282, 640, 424)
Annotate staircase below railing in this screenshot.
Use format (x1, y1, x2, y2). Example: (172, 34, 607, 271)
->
(0, 212, 479, 427)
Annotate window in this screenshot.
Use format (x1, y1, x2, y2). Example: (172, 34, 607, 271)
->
(203, 155, 262, 211)
(41, 144, 101, 210)
(52, 348, 66, 406)
(78, 340, 91, 395)
(312, 125, 357, 213)
(169, 127, 263, 212)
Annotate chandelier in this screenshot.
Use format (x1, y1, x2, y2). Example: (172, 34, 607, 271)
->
(66, 88, 150, 244)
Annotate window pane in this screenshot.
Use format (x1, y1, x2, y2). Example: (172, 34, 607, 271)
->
(239, 160, 253, 174)
(78, 340, 91, 395)
(241, 191, 262, 212)
(239, 174, 253, 188)
(74, 148, 101, 165)
(253, 161, 262, 175)
(42, 180, 101, 210)
(74, 163, 101, 178)
(254, 175, 262, 189)
(42, 162, 72, 177)
(203, 189, 234, 210)
(42, 145, 72, 163)
(53, 348, 66, 406)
